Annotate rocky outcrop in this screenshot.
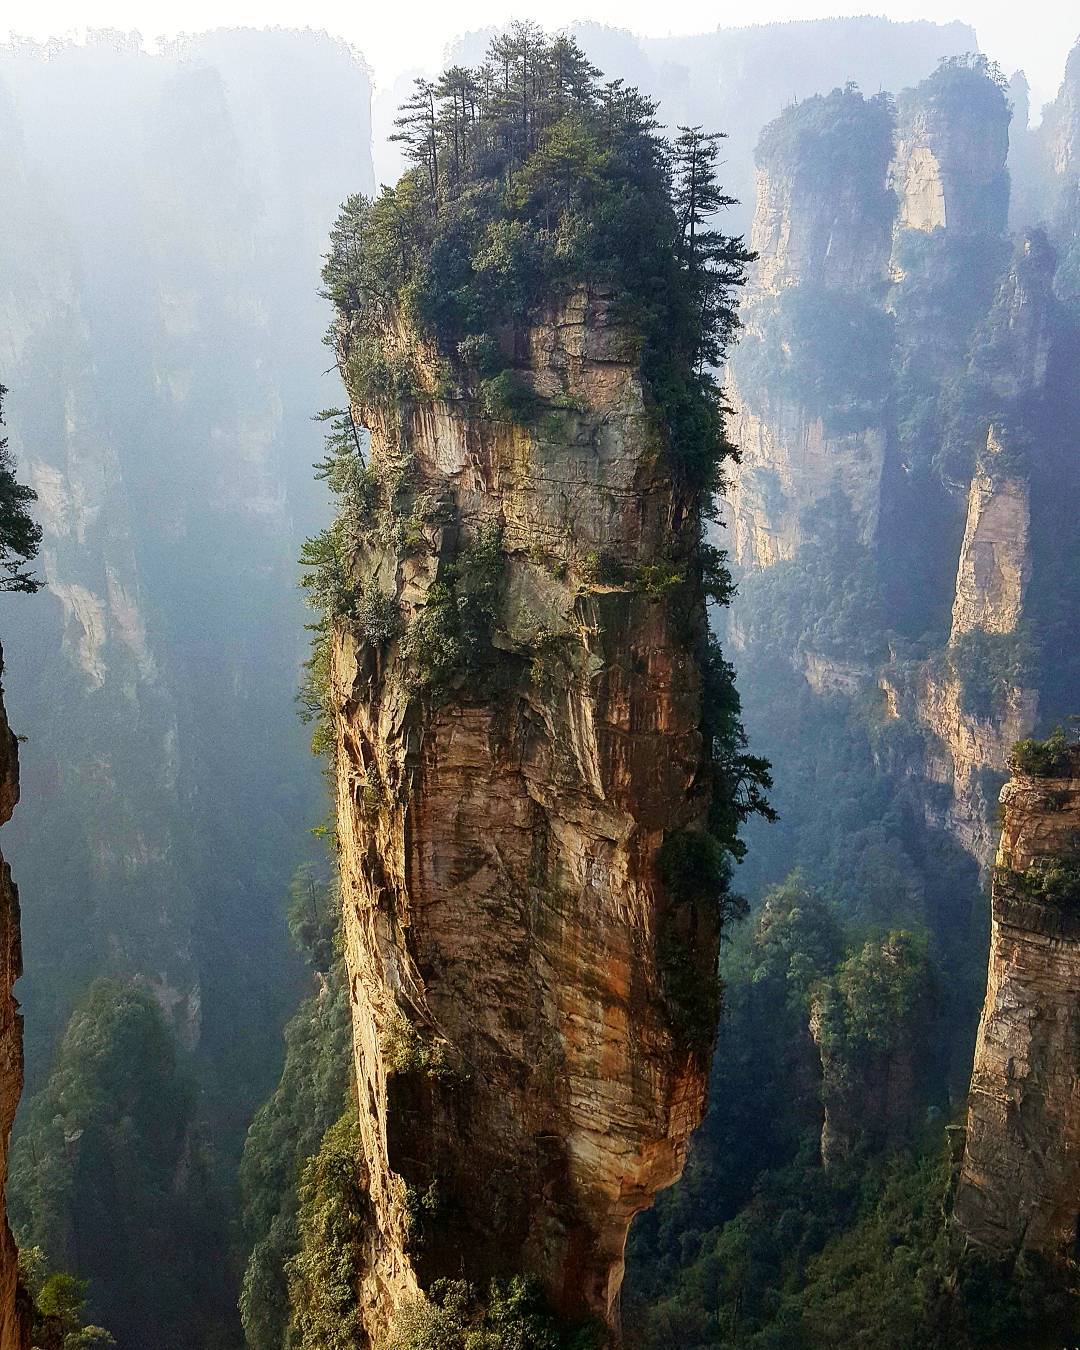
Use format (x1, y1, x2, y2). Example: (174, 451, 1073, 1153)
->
(330, 289, 718, 1341)
(891, 63, 1010, 240)
(726, 396, 885, 569)
(913, 675, 1035, 861)
(723, 61, 1041, 871)
(953, 745, 1080, 1261)
(0, 655, 29, 1350)
(950, 444, 1029, 638)
(907, 423, 1037, 859)
(809, 931, 934, 1168)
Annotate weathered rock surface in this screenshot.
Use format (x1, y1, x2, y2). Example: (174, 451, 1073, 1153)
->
(331, 290, 718, 1341)
(950, 452, 1030, 638)
(914, 674, 1035, 862)
(0, 655, 29, 1350)
(953, 746, 1080, 1260)
(891, 74, 1009, 240)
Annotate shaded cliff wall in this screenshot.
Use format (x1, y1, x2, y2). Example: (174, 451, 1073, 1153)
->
(0, 31, 372, 1125)
(953, 745, 1080, 1261)
(724, 58, 1080, 874)
(330, 291, 720, 1341)
(0, 655, 28, 1350)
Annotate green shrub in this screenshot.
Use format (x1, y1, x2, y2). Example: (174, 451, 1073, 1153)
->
(577, 551, 625, 588)
(384, 1276, 599, 1350)
(634, 562, 683, 600)
(1010, 726, 1076, 777)
(997, 859, 1080, 907)
(480, 370, 540, 423)
(946, 629, 1032, 719)
(400, 524, 506, 691)
(0, 382, 42, 593)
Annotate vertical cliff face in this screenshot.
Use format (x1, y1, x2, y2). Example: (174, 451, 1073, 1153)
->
(0, 657, 28, 1350)
(330, 290, 718, 1341)
(953, 744, 1080, 1261)
(725, 86, 895, 571)
(890, 65, 1009, 239)
(0, 31, 371, 1114)
(723, 60, 1060, 871)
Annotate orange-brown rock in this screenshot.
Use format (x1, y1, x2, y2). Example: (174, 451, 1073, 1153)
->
(953, 745, 1080, 1260)
(329, 289, 719, 1343)
(0, 652, 29, 1350)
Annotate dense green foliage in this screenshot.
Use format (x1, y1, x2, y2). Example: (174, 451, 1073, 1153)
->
(10, 981, 239, 1350)
(755, 84, 894, 201)
(239, 869, 352, 1350)
(943, 629, 1032, 720)
(997, 858, 1080, 907)
(18, 1247, 115, 1349)
(321, 23, 752, 494)
(385, 1278, 598, 1350)
(0, 382, 41, 592)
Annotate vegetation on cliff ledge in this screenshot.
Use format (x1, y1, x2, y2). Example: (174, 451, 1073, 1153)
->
(0, 382, 41, 592)
(320, 21, 752, 493)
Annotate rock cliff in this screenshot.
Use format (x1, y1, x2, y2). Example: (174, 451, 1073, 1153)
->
(723, 61, 1051, 871)
(0, 30, 371, 1113)
(329, 289, 720, 1342)
(0, 655, 28, 1350)
(953, 743, 1080, 1261)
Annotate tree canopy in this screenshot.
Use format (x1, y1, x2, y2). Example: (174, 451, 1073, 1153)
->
(321, 22, 753, 493)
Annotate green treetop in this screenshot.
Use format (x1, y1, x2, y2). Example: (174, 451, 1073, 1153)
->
(321, 23, 754, 493)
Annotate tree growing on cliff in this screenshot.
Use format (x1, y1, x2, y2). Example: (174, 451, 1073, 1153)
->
(0, 383, 41, 592)
(320, 27, 754, 494)
(9, 981, 237, 1350)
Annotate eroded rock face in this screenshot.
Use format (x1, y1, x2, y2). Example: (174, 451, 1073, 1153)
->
(0, 655, 29, 1350)
(953, 747, 1080, 1261)
(750, 163, 892, 297)
(725, 394, 885, 569)
(723, 66, 1034, 871)
(331, 289, 718, 1342)
(950, 453, 1030, 638)
(914, 674, 1035, 862)
(891, 77, 1010, 240)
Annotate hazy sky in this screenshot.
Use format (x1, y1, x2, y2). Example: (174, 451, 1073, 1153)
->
(4, 0, 1077, 113)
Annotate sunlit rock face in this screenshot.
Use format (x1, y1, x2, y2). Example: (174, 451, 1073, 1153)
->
(950, 447, 1030, 640)
(953, 746, 1080, 1261)
(330, 289, 719, 1343)
(721, 63, 1061, 872)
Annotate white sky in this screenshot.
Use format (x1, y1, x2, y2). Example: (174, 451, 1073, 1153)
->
(3, 0, 1077, 115)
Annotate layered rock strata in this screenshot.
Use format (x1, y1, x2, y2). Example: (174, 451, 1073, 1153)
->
(953, 745, 1080, 1260)
(330, 290, 719, 1341)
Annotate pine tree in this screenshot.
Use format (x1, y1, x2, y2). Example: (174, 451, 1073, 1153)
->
(391, 79, 439, 198)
